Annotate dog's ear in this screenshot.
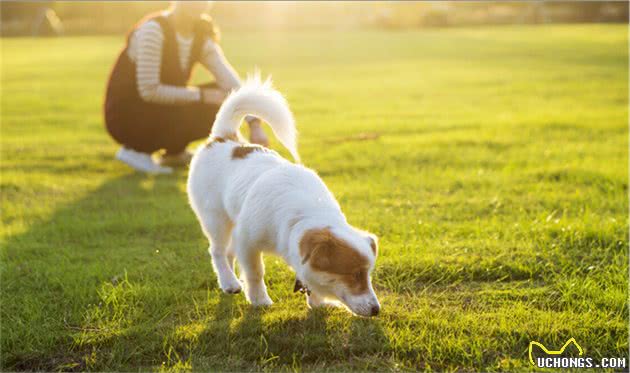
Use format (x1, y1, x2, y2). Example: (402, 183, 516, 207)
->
(299, 228, 334, 267)
(300, 228, 369, 275)
(367, 233, 378, 256)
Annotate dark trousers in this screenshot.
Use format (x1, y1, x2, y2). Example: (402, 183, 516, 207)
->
(106, 83, 219, 154)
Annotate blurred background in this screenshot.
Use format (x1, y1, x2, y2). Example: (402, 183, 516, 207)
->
(1, 1, 628, 37)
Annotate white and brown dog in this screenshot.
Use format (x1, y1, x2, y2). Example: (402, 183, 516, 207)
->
(187, 78, 380, 317)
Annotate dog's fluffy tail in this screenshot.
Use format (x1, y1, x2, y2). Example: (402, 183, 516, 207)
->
(211, 74, 300, 163)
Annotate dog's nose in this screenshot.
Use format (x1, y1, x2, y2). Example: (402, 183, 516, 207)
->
(369, 305, 380, 316)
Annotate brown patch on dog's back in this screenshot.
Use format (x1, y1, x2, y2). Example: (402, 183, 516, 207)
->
(300, 228, 370, 294)
(232, 144, 273, 159)
(232, 145, 260, 159)
(205, 134, 241, 148)
(205, 136, 227, 148)
(222, 132, 240, 142)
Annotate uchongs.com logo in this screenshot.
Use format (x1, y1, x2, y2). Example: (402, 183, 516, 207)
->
(528, 338, 627, 369)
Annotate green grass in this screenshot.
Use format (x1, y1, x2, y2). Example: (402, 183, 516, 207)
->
(1, 24, 628, 372)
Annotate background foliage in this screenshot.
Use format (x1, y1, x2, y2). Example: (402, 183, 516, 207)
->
(1, 1, 628, 36)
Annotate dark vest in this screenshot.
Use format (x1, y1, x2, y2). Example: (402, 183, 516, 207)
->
(104, 13, 217, 120)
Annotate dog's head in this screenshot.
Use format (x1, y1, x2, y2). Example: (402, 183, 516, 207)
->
(299, 227, 380, 317)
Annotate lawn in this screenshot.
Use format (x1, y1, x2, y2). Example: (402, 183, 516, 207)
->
(1, 24, 628, 372)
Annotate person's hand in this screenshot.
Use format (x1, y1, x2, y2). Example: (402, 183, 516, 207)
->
(248, 120, 269, 147)
(200, 88, 227, 105)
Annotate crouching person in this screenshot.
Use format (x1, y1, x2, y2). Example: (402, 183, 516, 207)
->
(104, 1, 267, 174)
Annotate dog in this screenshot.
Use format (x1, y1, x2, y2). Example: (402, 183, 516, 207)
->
(187, 77, 380, 317)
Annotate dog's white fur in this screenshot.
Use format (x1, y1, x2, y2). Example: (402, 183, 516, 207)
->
(187, 77, 380, 316)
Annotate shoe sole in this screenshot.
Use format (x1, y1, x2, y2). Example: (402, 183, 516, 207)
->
(116, 154, 173, 174)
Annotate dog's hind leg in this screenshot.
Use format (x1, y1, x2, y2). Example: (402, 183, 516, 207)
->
(232, 228, 272, 306)
(201, 211, 242, 294)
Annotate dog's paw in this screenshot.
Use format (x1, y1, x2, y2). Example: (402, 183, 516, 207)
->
(219, 278, 242, 294)
(250, 297, 273, 307)
(247, 291, 273, 307)
(223, 286, 242, 294)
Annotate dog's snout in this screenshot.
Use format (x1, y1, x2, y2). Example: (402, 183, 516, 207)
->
(369, 305, 380, 316)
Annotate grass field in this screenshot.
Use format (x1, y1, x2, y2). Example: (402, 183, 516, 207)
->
(1, 24, 628, 371)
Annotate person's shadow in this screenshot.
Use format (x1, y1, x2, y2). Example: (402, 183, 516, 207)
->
(3, 171, 389, 371)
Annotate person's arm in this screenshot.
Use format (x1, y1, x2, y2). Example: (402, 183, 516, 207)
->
(199, 39, 241, 92)
(135, 21, 202, 104)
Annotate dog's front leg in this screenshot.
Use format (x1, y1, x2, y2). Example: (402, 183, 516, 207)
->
(236, 245, 273, 307)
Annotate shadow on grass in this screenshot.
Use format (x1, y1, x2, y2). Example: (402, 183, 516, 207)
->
(180, 300, 391, 371)
(2, 171, 188, 371)
(3, 170, 390, 371)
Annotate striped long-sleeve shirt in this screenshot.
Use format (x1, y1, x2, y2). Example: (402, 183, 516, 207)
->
(127, 19, 241, 105)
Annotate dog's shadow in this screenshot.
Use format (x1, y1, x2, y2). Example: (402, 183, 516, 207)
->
(186, 291, 390, 370)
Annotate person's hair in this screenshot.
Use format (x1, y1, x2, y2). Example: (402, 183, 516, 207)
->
(168, 1, 220, 42)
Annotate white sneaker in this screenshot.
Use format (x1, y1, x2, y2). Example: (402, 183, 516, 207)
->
(115, 147, 173, 174)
